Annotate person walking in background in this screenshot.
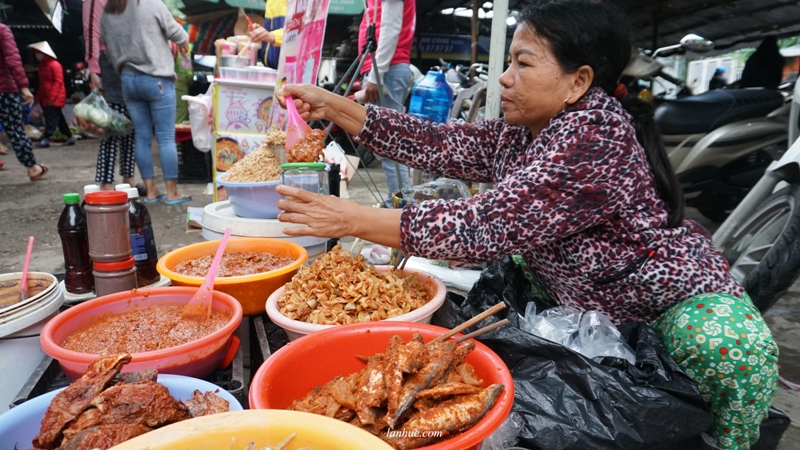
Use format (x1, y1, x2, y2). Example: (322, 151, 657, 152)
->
(102, 0, 192, 205)
(83, 0, 137, 191)
(248, 0, 287, 70)
(708, 67, 728, 91)
(29, 41, 76, 148)
(0, 22, 49, 180)
(740, 36, 786, 90)
(359, 0, 416, 207)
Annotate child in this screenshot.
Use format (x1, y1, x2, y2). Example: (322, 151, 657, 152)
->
(29, 41, 75, 148)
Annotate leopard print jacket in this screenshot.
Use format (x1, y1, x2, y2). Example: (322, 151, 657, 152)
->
(355, 87, 743, 324)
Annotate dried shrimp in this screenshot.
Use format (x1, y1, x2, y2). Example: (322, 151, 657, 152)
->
(221, 147, 281, 182)
(278, 245, 430, 325)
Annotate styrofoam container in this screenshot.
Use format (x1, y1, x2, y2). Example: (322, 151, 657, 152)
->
(201, 201, 328, 262)
(265, 266, 447, 341)
(0, 272, 57, 317)
(215, 174, 281, 219)
(0, 374, 243, 450)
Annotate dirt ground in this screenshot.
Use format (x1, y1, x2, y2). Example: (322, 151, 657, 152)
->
(1, 135, 798, 448)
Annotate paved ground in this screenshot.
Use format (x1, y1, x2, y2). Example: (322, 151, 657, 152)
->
(0, 135, 797, 447)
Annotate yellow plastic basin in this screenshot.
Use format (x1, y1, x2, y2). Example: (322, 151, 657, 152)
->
(157, 238, 308, 316)
(110, 410, 393, 450)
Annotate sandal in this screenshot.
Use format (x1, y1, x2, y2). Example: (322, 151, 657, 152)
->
(29, 163, 49, 181)
(0, 143, 8, 155)
(143, 194, 167, 204)
(165, 194, 192, 205)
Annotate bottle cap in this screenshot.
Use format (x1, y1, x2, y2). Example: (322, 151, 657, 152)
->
(63, 193, 80, 205)
(280, 163, 327, 171)
(123, 187, 140, 199)
(83, 184, 100, 194)
(85, 191, 129, 205)
(115, 183, 131, 191)
(94, 256, 135, 271)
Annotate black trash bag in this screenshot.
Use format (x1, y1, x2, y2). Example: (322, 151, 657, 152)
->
(431, 256, 713, 450)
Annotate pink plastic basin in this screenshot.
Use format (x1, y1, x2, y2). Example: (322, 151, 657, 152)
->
(40, 287, 242, 380)
(249, 322, 515, 450)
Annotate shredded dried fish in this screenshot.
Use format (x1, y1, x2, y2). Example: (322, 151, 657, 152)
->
(278, 245, 431, 325)
(221, 147, 281, 183)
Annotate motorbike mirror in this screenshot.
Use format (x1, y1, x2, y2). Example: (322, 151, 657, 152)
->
(680, 34, 714, 52)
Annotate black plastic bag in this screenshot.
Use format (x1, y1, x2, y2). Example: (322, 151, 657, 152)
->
(431, 257, 713, 450)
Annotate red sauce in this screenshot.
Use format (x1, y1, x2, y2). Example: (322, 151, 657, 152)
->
(171, 251, 296, 278)
(62, 306, 230, 354)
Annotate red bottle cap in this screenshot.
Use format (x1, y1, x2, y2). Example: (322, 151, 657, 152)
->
(94, 256, 135, 271)
(85, 191, 128, 205)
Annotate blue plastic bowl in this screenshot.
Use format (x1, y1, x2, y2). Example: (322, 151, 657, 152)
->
(0, 374, 243, 450)
(216, 174, 282, 219)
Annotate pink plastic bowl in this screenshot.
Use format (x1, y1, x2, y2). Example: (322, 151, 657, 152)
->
(249, 322, 515, 450)
(40, 287, 243, 380)
(265, 266, 447, 341)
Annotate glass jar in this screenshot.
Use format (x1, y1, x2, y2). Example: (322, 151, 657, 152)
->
(93, 256, 138, 297)
(85, 191, 131, 262)
(280, 163, 329, 198)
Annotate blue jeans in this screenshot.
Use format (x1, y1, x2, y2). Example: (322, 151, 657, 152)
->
(369, 63, 412, 205)
(120, 71, 178, 180)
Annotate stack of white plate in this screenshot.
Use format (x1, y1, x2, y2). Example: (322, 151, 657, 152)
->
(202, 201, 328, 262)
(0, 272, 64, 413)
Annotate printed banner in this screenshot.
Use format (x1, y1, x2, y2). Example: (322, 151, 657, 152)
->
(268, 0, 331, 132)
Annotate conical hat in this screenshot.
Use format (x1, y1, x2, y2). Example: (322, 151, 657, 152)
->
(28, 41, 57, 60)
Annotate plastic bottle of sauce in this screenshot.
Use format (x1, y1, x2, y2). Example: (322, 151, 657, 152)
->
(122, 187, 159, 287)
(93, 256, 137, 297)
(84, 191, 131, 263)
(57, 193, 94, 294)
(81, 184, 100, 213)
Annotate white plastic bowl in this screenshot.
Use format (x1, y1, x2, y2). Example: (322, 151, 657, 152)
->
(0, 374, 243, 450)
(265, 266, 446, 341)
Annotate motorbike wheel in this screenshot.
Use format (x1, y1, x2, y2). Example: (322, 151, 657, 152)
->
(720, 184, 800, 313)
(355, 144, 377, 168)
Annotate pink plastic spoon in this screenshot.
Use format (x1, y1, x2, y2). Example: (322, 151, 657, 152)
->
(182, 228, 232, 321)
(285, 94, 312, 151)
(20, 236, 34, 301)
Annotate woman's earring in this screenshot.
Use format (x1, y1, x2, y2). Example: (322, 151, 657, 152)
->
(564, 97, 569, 105)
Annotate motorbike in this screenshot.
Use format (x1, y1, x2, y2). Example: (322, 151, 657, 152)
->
(623, 36, 792, 221)
(436, 61, 490, 123)
(713, 78, 800, 313)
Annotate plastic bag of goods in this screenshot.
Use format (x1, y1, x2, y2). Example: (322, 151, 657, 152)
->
(72, 89, 132, 137)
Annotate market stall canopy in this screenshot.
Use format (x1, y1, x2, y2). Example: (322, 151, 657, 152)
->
(420, 0, 800, 55)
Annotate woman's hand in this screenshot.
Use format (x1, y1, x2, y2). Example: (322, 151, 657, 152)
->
(276, 84, 332, 122)
(20, 87, 34, 106)
(276, 185, 354, 238)
(248, 24, 275, 44)
(90, 73, 103, 92)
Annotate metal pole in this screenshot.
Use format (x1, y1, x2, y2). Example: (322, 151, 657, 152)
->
(480, 0, 507, 193)
(471, 0, 479, 65)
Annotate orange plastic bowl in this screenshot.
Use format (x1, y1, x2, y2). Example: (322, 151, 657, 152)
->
(40, 287, 242, 380)
(249, 322, 515, 450)
(157, 238, 308, 315)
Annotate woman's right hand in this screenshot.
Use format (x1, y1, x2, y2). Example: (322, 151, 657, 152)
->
(277, 84, 333, 122)
(90, 73, 103, 92)
(20, 87, 34, 106)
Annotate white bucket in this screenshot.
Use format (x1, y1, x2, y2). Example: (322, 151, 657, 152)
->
(202, 201, 328, 262)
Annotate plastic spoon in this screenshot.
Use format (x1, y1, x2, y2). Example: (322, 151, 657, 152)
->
(182, 228, 232, 321)
(20, 236, 34, 301)
(284, 95, 312, 151)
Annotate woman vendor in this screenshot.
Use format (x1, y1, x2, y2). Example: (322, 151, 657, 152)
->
(275, 1, 778, 448)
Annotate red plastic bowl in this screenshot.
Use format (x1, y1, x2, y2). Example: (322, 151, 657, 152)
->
(40, 287, 243, 380)
(249, 322, 515, 450)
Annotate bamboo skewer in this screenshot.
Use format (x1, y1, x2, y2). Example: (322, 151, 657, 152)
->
(429, 302, 507, 344)
(399, 256, 409, 271)
(454, 319, 509, 343)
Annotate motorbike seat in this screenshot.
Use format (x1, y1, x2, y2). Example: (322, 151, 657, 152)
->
(654, 89, 784, 135)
